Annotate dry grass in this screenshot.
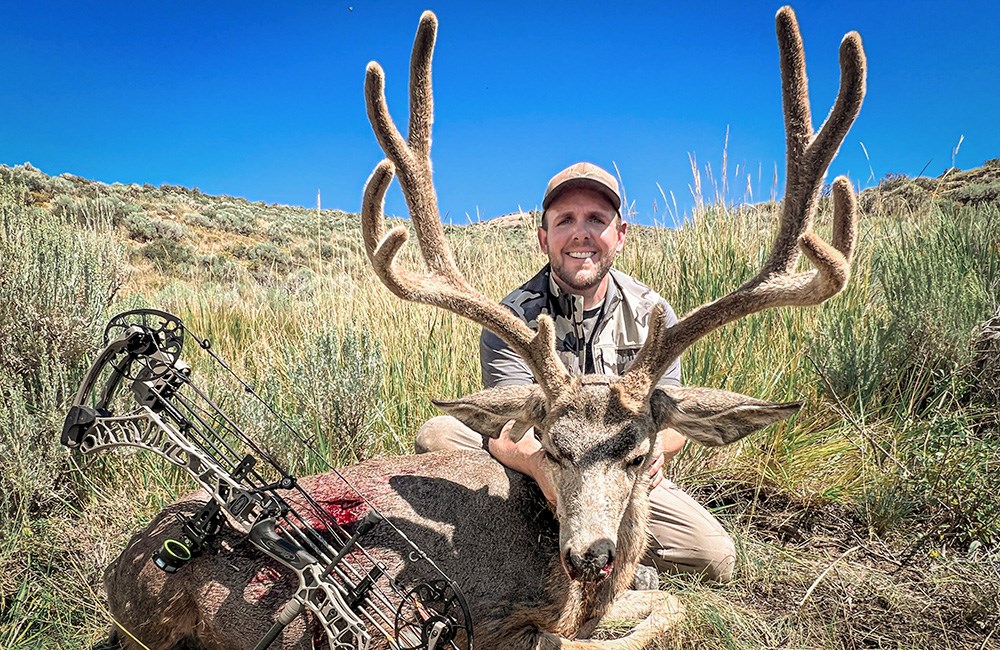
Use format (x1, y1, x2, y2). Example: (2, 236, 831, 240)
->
(2, 162, 999, 648)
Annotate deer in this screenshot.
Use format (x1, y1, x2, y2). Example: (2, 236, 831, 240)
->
(100, 6, 865, 650)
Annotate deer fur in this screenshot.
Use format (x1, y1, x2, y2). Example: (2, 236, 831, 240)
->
(101, 6, 865, 650)
(104, 386, 792, 650)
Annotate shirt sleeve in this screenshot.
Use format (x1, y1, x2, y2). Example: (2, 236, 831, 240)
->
(654, 299, 682, 388)
(480, 328, 534, 388)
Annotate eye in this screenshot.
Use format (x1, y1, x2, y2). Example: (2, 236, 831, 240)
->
(627, 455, 645, 469)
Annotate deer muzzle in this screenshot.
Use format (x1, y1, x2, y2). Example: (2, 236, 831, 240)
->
(563, 538, 616, 583)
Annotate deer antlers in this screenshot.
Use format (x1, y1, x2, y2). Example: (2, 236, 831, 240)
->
(361, 7, 866, 412)
(360, 11, 573, 401)
(615, 7, 866, 409)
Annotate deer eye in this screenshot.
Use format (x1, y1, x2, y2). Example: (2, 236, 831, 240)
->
(627, 455, 645, 469)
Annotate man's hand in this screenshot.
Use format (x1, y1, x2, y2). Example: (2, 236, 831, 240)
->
(647, 445, 666, 490)
(648, 427, 686, 490)
(487, 420, 558, 506)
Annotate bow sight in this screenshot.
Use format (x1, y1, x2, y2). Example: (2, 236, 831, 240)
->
(62, 308, 473, 650)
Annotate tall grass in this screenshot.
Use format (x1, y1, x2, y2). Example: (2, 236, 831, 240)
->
(0, 178, 131, 648)
(807, 201, 1000, 545)
(2, 162, 998, 648)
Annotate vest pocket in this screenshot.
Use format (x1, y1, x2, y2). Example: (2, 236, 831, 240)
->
(595, 345, 640, 375)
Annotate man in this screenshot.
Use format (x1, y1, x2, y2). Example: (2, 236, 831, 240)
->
(416, 162, 736, 583)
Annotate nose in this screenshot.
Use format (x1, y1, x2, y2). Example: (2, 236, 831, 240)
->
(570, 221, 596, 239)
(563, 539, 616, 582)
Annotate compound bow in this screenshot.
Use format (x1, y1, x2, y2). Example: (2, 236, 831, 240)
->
(62, 308, 472, 650)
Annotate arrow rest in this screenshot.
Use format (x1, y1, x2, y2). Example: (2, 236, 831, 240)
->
(63, 308, 474, 650)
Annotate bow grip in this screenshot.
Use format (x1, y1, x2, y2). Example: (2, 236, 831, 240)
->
(249, 518, 318, 570)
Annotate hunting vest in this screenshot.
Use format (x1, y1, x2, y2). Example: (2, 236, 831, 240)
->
(480, 266, 681, 388)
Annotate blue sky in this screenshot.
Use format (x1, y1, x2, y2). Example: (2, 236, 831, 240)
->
(2, 1, 997, 226)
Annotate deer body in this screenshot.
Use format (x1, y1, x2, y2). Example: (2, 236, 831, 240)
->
(105, 448, 675, 649)
(101, 6, 865, 650)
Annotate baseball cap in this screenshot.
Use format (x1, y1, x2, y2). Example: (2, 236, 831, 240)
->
(542, 162, 622, 212)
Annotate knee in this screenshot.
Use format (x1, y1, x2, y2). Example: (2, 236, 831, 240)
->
(415, 416, 454, 453)
(646, 518, 737, 583)
(685, 529, 737, 583)
(649, 533, 736, 583)
(681, 530, 736, 583)
(699, 534, 736, 583)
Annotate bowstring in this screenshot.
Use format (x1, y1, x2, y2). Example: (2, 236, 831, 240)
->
(181, 323, 467, 607)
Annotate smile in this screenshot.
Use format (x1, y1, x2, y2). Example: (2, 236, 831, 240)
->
(566, 252, 596, 259)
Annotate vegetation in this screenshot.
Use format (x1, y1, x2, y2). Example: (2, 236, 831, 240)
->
(1, 160, 998, 648)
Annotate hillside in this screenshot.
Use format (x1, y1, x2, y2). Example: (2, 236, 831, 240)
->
(3, 159, 999, 291)
(1, 160, 999, 649)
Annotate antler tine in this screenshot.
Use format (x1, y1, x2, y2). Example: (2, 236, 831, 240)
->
(408, 11, 435, 162)
(767, 6, 866, 276)
(363, 13, 456, 282)
(776, 6, 812, 167)
(361, 12, 573, 400)
(767, 6, 812, 273)
(615, 6, 865, 410)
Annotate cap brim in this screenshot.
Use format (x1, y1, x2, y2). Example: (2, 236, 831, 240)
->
(542, 178, 622, 211)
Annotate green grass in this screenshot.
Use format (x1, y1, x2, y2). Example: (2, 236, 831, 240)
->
(1, 160, 999, 648)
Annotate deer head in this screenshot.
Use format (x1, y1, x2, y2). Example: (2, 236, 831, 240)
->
(361, 8, 866, 584)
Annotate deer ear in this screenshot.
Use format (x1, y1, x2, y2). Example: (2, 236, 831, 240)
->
(433, 385, 548, 439)
(649, 386, 801, 447)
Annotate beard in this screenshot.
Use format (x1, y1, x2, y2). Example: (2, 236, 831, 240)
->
(550, 252, 616, 293)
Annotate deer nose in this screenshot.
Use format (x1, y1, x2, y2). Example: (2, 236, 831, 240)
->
(564, 539, 616, 582)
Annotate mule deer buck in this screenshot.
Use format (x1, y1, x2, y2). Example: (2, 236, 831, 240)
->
(102, 6, 865, 649)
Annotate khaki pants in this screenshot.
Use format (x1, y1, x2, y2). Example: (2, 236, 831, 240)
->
(416, 415, 736, 582)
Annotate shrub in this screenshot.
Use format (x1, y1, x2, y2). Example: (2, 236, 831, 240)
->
(182, 211, 214, 229)
(966, 307, 1000, 410)
(0, 364, 77, 528)
(0, 180, 126, 535)
(281, 327, 386, 467)
(814, 202, 1000, 415)
(892, 411, 1000, 546)
(46, 174, 75, 196)
(141, 237, 196, 272)
(233, 241, 294, 275)
(283, 267, 318, 298)
(0, 183, 125, 382)
(204, 203, 258, 235)
(51, 195, 143, 231)
(195, 253, 246, 284)
(121, 210, 188, 242)
(0, 163, 51, 197)
(265, 221, 293, 245)
(950, 182, 1000, 205)
(862, 176, 934, 216)
(810, 200, 1000, 548)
